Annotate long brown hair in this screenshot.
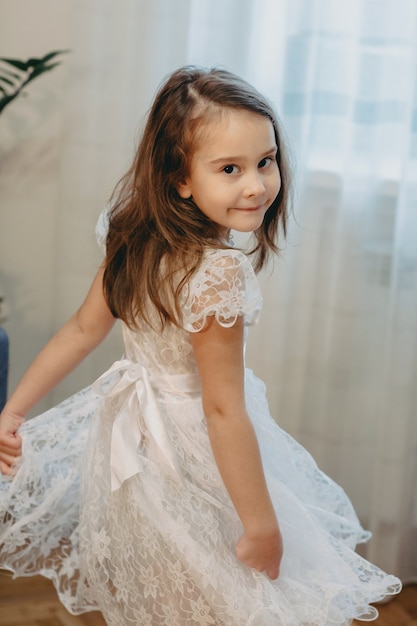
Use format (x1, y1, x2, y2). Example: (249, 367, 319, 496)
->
(103, 66, 291, 328)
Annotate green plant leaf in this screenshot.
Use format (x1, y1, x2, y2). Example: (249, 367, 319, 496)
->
(0, 75, 15, 87)
(29, 62, 61, 81)
(0, 68, 21, 80)
(40, 50, 69, 63)
(0, 58, 29, 71)
(0, 50, 69, 116)
(27, 50, 68, 67)
(26, 58, 42, 68)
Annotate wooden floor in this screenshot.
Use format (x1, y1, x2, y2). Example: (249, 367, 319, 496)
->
(0, 570, 105, 626)
(351, 584, 417, 626)
(0, 569, 416, 625)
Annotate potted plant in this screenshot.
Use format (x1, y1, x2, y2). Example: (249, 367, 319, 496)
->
(0, 50, 67, 115)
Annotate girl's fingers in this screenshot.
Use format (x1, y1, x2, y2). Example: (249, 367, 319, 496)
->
(0, 440, 22, 456)
(0, 460, 11, 475)
(0, 427, 22, 447)
(0, 420, 23, 474)
(266, 566, 279, 580)
(0, 435, 22, 459)
(0, 447, 22, 461)
(0, 454, 20, 475)
(0, 441, 22, 455)
(3, 446, 21, 458)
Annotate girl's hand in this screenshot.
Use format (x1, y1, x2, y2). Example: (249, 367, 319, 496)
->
(236, 526, 283, 580)
(0, 411, 24, 475)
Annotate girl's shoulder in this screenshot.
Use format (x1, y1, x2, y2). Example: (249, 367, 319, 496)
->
(182, 247, 263, 332)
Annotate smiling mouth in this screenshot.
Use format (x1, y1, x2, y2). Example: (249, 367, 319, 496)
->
(235, 206, 262, 212)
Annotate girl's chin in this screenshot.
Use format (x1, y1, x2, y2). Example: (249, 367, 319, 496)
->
(232, 219, 264, 233)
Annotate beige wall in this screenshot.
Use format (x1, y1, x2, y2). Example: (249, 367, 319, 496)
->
(0, 0, 193, 413)
(0, 0, 264, 415)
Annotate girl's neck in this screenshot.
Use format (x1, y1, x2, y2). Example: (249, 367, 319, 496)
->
(217, 228, 233, 246)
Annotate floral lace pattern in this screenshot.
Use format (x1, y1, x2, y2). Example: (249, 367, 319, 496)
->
(95, 205, 110, 255)
(181, 248, 262, 332)
(0, 211, 402, 624)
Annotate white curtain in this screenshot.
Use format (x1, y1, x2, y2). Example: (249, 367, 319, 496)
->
(0, 0, 415, 582)
(244, 0, 417, 583)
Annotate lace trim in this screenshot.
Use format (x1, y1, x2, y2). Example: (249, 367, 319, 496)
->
(95, 205, 111, 254)
(182, 249, 262, 332)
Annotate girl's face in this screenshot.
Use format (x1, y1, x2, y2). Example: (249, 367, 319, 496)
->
(177, 109, 281, 237)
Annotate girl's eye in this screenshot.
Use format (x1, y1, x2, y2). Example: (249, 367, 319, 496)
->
(223, 164, 238, 175)
(258, 156, 274, 169)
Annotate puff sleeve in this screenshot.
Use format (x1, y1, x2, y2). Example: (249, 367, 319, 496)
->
(95, 206, 111, 255)
(182, 249, 263, 332)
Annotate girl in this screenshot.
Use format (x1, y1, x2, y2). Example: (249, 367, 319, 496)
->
(0, 66, 401, 625)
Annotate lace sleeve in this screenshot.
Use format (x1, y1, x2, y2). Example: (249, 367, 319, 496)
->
(95, 205, 111, 254)
(182, 249, 263, 332)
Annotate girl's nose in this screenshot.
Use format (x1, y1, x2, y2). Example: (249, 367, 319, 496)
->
(243, 171, 265, 197)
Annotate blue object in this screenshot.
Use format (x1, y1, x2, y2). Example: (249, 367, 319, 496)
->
(0, 327, 9, 411)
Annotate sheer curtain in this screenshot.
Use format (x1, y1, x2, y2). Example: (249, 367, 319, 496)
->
(1, 0, 415, 583)
(244, 0, 417, 582)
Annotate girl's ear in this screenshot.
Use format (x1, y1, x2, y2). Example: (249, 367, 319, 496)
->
(177, 178, 192, 199)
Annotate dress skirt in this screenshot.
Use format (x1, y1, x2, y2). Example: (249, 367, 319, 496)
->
(0, 367, 401, 626)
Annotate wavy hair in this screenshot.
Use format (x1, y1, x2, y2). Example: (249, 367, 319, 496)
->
(103, 66, 291, 328)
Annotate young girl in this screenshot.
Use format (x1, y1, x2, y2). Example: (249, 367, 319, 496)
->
(0, 66, 401, 625)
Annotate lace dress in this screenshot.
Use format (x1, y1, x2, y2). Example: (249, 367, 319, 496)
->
(0, 217, 401, 626)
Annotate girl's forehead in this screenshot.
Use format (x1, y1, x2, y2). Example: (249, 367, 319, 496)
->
(193, 109, 275, 151)
(198, 107, 253, 131)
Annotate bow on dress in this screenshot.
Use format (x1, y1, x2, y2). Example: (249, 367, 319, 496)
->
(93, 359, 201, 491)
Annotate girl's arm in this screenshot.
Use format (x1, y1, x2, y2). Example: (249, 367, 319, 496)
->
(190, 316, 283, 580)
(0, 265, 115, 474)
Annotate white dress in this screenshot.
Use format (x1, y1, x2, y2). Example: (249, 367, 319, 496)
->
(0, 217, 401, 625)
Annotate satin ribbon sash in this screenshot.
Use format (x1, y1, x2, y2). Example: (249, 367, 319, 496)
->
(93, 359, 201, 491)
